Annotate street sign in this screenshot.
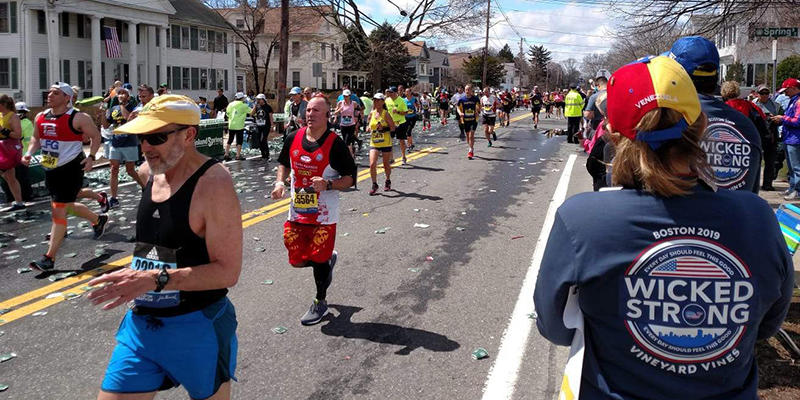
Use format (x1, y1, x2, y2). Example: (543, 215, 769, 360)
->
(312, 63, 322, 78)
(754, 27, 798, 37)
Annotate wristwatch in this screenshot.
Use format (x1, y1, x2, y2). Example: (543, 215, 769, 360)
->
(87, 154, 96, 161)
(326, 180, 333, 191)
(154, 268, 170, 292)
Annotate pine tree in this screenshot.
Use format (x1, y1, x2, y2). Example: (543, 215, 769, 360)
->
(528, 45, 552, 86)
(462, 55, 505, 88)
(497, 44, 515, 63)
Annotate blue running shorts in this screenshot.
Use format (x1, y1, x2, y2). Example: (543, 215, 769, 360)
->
(101, 297, 237, 399)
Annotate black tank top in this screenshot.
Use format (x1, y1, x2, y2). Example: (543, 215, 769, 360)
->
(133, 159, 226, 316)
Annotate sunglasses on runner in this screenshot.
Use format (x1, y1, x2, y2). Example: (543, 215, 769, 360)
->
(138, 126, 188, 146)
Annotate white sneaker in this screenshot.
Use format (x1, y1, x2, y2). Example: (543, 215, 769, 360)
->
(784, 192, 799, 201)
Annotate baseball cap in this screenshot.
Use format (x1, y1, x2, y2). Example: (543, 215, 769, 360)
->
(778, 78, 800, 93)
(114, 95, 200, 135)
(757, 84, 770, 94)
(373, 93, 386, 100)
(51, 82, 74, 98)
(666, 36, 719, 77)
(607, 55, 701, 150)
(15, 102, 29, 112)
(159, 83, 168, 88)
(595, 69, 611, 80)
(122, 83, 133, 91)
(256, 93, 267, 100)
(342, 89, 351, 96)
(234, 92, 245, 100)
(388, 86, 398, 93)
(116, 86, 130, 95)
(289, 86, 302, 95)
(363, 91, 371, 96)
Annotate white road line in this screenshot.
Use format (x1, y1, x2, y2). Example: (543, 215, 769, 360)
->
(481, 153, 578, 400)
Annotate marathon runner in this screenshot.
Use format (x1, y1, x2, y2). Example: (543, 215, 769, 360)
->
(458, 85, 480, 159)
(500, 91, 513, 127)
(367, 93, 396, 195)
(530, 87, 543, 129)
(271, 95, 356, 325)
(420, 92, 432, 132)
(386, 87, 409, 164)
(359, 92, 373, 133)
(334, 89, 359, 157)
(0, 95, 25, 211)
(404, 89, 419, 152)
(451, 87, 466, 141)
(438, 90, 450, 126)
(87, 94, 242, 400)
(22, 83, 108, 271)
(480, 87, 497, 146)
(102, 86, 146, 208)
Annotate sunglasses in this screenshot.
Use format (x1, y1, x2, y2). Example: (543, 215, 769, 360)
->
(138, 126, 187, 146)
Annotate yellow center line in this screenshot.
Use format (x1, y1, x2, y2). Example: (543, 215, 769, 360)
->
(0, 145, 443, 326)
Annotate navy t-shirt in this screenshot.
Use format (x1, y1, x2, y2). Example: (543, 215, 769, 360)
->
(107, 103, 138, 148)
(458, 95, 479, 122)
(699, 94, 762, 192)
(534, 186, 793, 400)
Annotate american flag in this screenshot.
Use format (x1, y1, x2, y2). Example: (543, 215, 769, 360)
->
(651, 256, 729, 279)
(710, 130, 740, 142)
(103, 26, 121, 58)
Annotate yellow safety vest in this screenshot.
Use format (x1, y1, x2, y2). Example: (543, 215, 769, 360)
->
(564, 91, 584, 118)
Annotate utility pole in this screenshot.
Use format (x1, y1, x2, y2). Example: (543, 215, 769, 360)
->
(277, 0, 289, 109)
(481, 0, 490, 89)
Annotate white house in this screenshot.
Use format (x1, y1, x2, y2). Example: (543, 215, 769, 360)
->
(403, 41, 432, 92)
(218, 6, 346, 93)
(501, 62, 521, 91)
(0, 0, 237, 107)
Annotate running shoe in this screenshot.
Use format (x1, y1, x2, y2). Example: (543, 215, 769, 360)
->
(300, 299, 329, 325)
(5, 202, 25, 212)
(236, 155, 246, 161)
(98, 192, 110, 213)
(93, 215, 109, 239)
(408, 144, 415, 152)
(402, 156, 407, 164)
(384, 179, 391, 191)
(468, 151, 474, 160)
(30, 255, 55, 271)
(492, 132, 497, 141)
(109, 197, 120, 209)
(326, 250, 337, 289)
(534, 124, 538, 129)
(369, 182, 379, 196)
(488, 140, 493, 147)
(224, 155, 232, 161)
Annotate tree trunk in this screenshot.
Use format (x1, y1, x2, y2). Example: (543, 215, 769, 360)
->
(251, 52, 261, 94)
(261, 42, 275, 93)
(277, 0, 289, 109)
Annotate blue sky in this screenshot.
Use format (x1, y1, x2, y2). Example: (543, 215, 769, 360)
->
(353, 0, 618, 61)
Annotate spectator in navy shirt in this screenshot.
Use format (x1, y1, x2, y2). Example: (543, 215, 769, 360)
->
(770, 78, 800, 200)
(534, 55, 793, 400)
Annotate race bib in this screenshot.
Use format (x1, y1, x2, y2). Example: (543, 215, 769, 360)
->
(131, 243, 180, 308)
(40, 139, 60, 168)
(464, 108, 475, 116)
(293, 190, 319, 214)
(342, 116, 353, 125)
(371, 131, 389, 146)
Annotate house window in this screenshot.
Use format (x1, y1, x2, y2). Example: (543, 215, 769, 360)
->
(171, 25, 180, 48)
(181, 26, 190, 49)
(76, 14, 88, 38)
(62, 59, 70, 84)
(216, 32, 223, 53)
(321, 44, 326, 59)
(236, 44, 240, 58)
(101, 61, 106, 89)
(38, 58, 47, 89)
(136, 24, 140, 44)
(273, 71, 278, 90)
(36, 10, 46, 34)
(291, 41, 299, 58)
(321, 72, 326, 90)
(0, 58, 18, 89)
(190, 26, 198, 50)
(191, 67, 199, 90)
(209, 69, 216, 89)
(223, 33, 227, 54)
(182, 67, 190, 89)
(199, 29, 207, 51)
(200, 68, 207, 89)
(224, 69, 228, 91)
(86, 61, 93, 91)
(77, 60, 85, 88)
(156, 64, 160, 86)
(236, 75, 243, 92)
(171, 66, 180, 90)
(292, 71, 300, 87)
(116, 20, 128, 42)
(60, 12, 69, 36)
(0, 2, 17, 33)
(236, 19, 244, 29)
(207, 31, 215, 52)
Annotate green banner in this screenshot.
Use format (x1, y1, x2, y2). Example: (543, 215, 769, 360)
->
(196, 120, 225, 158)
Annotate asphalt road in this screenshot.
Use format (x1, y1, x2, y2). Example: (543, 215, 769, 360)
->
(0, 110, 592, 399)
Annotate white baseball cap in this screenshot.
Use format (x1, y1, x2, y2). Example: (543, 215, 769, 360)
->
(51, 82, 74, 98)
(256, 93, 267, 100)
(234, 92, 245, 99)
(15, 102, 29, 112)
(373, 93, 386, 100)
(342, 89, 351, 96)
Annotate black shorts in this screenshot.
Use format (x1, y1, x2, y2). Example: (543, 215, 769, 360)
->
(556, 102, 565, 109)
(462, 120, 478, 132)
(482, 115, 496, 125)
(227, 129, 244, 145)
(370, 146, 393, 153)
(405, 115, 417, 135)
(503, 105, 513, 114)
(45, 153, 85, 204)
(340, 125, 357, 145)
(422, 110, 431, 119)
(532, 107, 541, 114)
(395, 122, 408, 140)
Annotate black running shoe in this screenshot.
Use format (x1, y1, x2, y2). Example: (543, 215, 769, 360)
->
(492, 132, 497, 141)
(30, 255, 55, 271)
(98, 192, 110, 213)
(369, 183, 379, 196)
(93, 215, 109, 239)
(384, 179, 391, 191)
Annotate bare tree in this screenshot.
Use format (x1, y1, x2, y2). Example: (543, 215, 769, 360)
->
(304, 0, 485, 88)
(581, 53, 609, 78)
(206, 0, 268, 93)
(614, 0, 800, 38)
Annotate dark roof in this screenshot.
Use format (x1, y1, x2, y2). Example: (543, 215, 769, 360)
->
(168, 0, 231, 30)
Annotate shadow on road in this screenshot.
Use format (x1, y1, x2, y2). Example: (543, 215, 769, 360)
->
(378, 190, 442, 202)
(472, 156, 515, 162)
(320, 304, 460, 355)
(396, 164, 445, 172)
